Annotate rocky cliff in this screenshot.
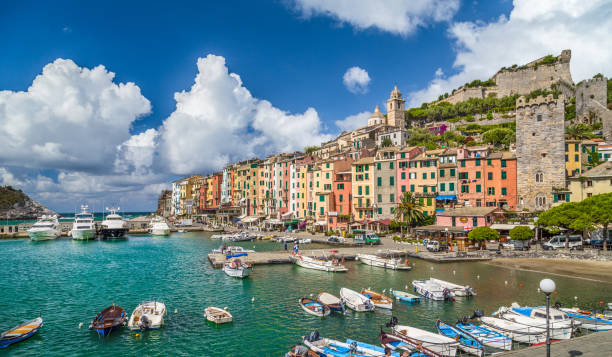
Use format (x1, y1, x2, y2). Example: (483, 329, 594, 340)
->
(0, 186, 56, 219)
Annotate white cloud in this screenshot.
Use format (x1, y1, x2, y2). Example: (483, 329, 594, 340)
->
(0, 167, 24, 187)
(334, 111, 371, 132)
(0, 59, 151, 173)
(342, 66, 371, 94)
(158, 54, 332, 175)
(408, 0, 612, 106)
(114, 128, 159, 174)
(289, 0, 460, 36)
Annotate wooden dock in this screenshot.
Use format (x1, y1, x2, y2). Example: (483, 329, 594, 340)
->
(496, 330, 612, 356)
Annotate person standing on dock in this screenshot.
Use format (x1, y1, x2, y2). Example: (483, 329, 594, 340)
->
(284, 241, 288, 250)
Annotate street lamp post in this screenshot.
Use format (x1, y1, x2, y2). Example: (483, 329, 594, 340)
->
(445, 227, 449, 250)
(539, 278, 556, 357)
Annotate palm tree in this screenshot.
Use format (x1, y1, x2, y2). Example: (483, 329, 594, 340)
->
(394, 192, 425, 237)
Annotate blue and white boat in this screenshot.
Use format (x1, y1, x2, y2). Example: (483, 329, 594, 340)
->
(412, 280, 455, 301)
(302, 331, 395, 356)
(455, 321, 513, 351)
(436, 320, 484, 356)
(392, 290, 421, 303)
(0, 317, 43, 348)
(560, 308, 612, 331)
(346, 338, 427, 357)
(495, 305, 577, 340)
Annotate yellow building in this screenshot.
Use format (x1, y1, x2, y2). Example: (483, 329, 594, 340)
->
(409, 150, 442, 216)
(569, 161, 612, 202)
(234, 162, 252, 216)
(565, 139, 599, 177)
(352, 157, 374, 220)
(296, 163, 309, 218)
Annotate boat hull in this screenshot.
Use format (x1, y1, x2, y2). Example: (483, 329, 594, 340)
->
(293, 256, 348, 272)
(299, 298, 330, 317)
(357, 254, 411, 270)
(71, 229, 95, 240)
(437, 320, 483, 357)
(100, 228, 128, 239)
(456, 323, 513, 351)
(28, 230, 59, 241)
(479, 317, 546, 344)
(150, 228, 170, 236)
(340, 288, 374, 312)
(412, 281, 454, 301)
(205, 307, 233, 324)
(392, 325, 459, 357)
(0, 317, 43, 349)
(392, 291, 420, 303)
(223, 266, 250, 278)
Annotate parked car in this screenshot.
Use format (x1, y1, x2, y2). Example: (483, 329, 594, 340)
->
(327, 236, 345, 243)
(353, 230, 381, 245)
(426, 240, 449, 252)
(510, 239, 530, 251)
(542, 235, 582, 250)
(590, 239, 612, 250)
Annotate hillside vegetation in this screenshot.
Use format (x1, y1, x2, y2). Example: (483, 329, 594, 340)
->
(0, 186, 28, 209)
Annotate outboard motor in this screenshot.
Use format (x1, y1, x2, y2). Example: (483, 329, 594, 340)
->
(140, 315, 152, 330)
(294, 345, 309, 356)
(304, 330, 320, 343)
(466, 285, 476, 297)
(339, 300, 346, 313)
(554, 302, 562, 309)
(470, 310, 484, 319)
(443, 288, 453, 301)
(457, 316, 469, 325)
(386, 316, 399, 328)
(349, 341, 358, 353)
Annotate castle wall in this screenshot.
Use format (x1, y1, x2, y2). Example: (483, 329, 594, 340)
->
(515, 94, 566, 212)
(576, 76, 607, 116)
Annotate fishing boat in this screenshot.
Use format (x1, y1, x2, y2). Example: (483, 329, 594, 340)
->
(71, 205, 96, 240)
(291, 253, 348, 272)
(379, 330, 442, 357)
(496, 305, 578, 340)
(222, 259, 251, 278)
(357, 254, 411, 270)
(302, 331, 393, 356)
(0, 317, 43, 348)
(478, 316, 546, 344)
(299, 298, 331, 317)
(204, 306, 233, 324)
(316, 292, 345, 313)
(339, 288, 374, 312)
(345, 339, 410, 357)
(127, 301, 166, 331)
(455, 318, 513, 351)
(436, 320, 484, 356)
(89, 304, 128, 337)
(429, 278, 476, 297)
(389, 318, 459, 357)
(392, 290, 421, 303)
(361, 289, 393, 310)
(560, 307, 612, 331)
(148, 216, 170, 236)
(412, 280, 455, 301)
(28, 215, 60, 241)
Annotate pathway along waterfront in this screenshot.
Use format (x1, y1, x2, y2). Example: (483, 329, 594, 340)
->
(0, 232, 610, 356)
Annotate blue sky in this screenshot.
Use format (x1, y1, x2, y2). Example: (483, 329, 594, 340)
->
(1, 0, 611, 211)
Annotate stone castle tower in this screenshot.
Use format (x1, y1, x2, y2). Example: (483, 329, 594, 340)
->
(387, 86, 405, 128)
(515, 94, 566, 211)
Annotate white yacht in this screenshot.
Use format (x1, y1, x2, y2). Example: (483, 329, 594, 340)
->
(28, 215, 61, 241)
(71, 205, 96, 240)
(148, 216, 170, 236)
(100, 207, 128, 239)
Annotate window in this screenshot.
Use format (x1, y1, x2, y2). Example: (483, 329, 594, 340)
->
(390, 177, 395, 186)
(473, 217, 478, 227)
(378, 208, 382, 214)
(401, 172, 406, 179)
(452, 217, 456, 226)
(461, 185, 469, 193)
(377, 177, 382, 186)
(476, 171, 481, 179)
(439, 169, 445, 177)
(422, 173, 427, 179)
(487, 187, 495, 195)
(440, 183, 446, 192)
(377, 194, 382, 203)
(587, 193, 593, 197)
(536, 196, 546, 207)
(476, 184, 481, 193)
(430, 172, 435, 179)
(390, 207, 395, 214)
(501, 160, 506, 168)
(449, 183, 455, 191)
(565, 143, 568, 151)
(365, 165, 369, 171)
(365, 186, 370, 195)
(460, 161, 466, 167)
(409, 172, 416, 179)
(487, 159, 492, 166)
(488, 172, 493, 180)
(377, 162, 381, 170)
(326, 173, 329, 179)
(587, 180, 593, 187)
(501, 171, 507, 179)
(427, 198, 431, 206)
(365, 173, 369, 179)
(574, 154, 579, 162)
(320, 207, 324, 216)
(401, 153, 405, 159)
(389, 162, 394, 169)
(575, 143, 579, 151)
(537, 114, 542, 121)
(390, 194, 395, 203)
(476, 159, 481, 166)
(326, 163, 330, 169)
(450, 168, 456, 177)
(410, 184, 415, 192)
(536, 173, 544, 182)
(459, 172, 469, 180)
(358, 186, 362, 195)
(423, 186, 428, 193)
(319, 195, 325, 202)
(501, 187, 507, 196)
(339, 194, 343, 202)
(401, 185, 406, 192)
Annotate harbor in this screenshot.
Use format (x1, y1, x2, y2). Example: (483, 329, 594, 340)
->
(0, 231, 610, 356)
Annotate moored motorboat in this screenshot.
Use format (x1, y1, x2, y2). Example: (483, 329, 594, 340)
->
(357, 254, 411, 270)
(496, 305, 578, 340)
(89, 304, 127, 337)
(291, 254, 348, 272)
(455, 317, 513, 351)
(222, 259, 251, 278)
(0, 317, 43, 348)
(379, 330, 442, 357)
(429, 278, 476, 297)
(28, 215, 60, 241)
(436, 320, 483, 357)
(389, 318, 459, 357)
(299, 298, 330, 317)
(100, 207, 128, 239)
(212, 245, 255, 254)
(148, 216, 170, 236)
(392, 290, 421, 303)
(340, 288, 374, 312)
(412, 280, 455, 301)
(303, 331, 394, 356)
(478, 316, 545, 344)
(127, 301, 166, 331)
(560, 307, 612, 331)
(361, 289, 393, 310)
(316, 292, 345, 313)
(298, 238, 312, 244)
(71, 205, 96, 240)
(204, 306, 233, 324)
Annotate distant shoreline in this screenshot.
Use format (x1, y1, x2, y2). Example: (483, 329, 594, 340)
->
(486, 257, 612, 284)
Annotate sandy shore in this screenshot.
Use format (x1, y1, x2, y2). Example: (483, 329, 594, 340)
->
(487, 257, 612, 283)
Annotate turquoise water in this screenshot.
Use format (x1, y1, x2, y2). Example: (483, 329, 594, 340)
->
(0, 212, 152, 225)
(0, 232, 610, 356)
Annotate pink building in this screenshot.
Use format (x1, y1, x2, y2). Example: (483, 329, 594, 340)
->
(435, 207, 499, 230)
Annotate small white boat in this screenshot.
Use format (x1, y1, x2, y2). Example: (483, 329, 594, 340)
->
(495, 305, 577, 340)
(298, 238, 311, 244)
(479, 316, 546, 344)
(412, 280, 455, 301)
(561, 307, 612, 331)
(299, 298, 330, 317)
(127, 301, 166, 331)
(28, 215, 61, 241)
(316, 292, 345, 313)
(361, 289, 393, 310)
(340, 288, 374, 312)
(204, 306, 233, 324)
(212, 246, 255, 254)
(392, 324, 459, 356)
(71, 205, 95, 240)
(392, 290, 420, 303)
(429, 278, 476, 297)
(222, 259, 251, 278)
(291, 254, 347, 272)
(177, 229, 185, 233)
(303, 332, 387, 356)
(357, 254, 411, 270)
(148, 216, 170, 236)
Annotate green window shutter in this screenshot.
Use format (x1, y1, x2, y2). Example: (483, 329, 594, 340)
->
(487, 159, 491, 166)
(365, 173, 369, 179)
(473, 217, 478, 227)
(501, 160, 506, 168)
(501, 187, 507, 195)
(319, 195, 324, 202)
(566, 194, 570, 202)
(377, 177, 382, 186)
(401, 185, 406, 192)
(390, 177, 394, 186)
(401, 153, 405, 158)
(390, 207, 395, 214)
(427, 198, 431, 206)
(365, 186, 370, 195)
(424, 211, 428, 216)
(432, 186, 435, 192)
(461, 161, 465, 167)
(488, 172, 493, 180)
(422, 173, 427, 179)
(476, 184, 481, 193)
(575, 154, 579, 162)
(390, 194, 395, 203)
(389, 162, 394, 169)
(365, 165, 369, 171)
(358, 186, 362, 195)
(423, 186, 427, 193)
(430, 172, 435, 179)
(450, 168, 455, 177)
(450, 182, 455, 191)
(476, 159, 480, 166)
(339, 194, 343, 202)
(377, 162, 381, 170)
(575, 143, 579, 151)
(326, 163, 330, 168)
(419, 198, 424, 205)
(320, 207, 324, 215)
(378, 208, 382, 214)
(440, 169, 444, 177)
(377, 194, 382, 203)
(501, 171, 507, 179)
(476, 171, 480, 179)
(410, 184, 415, 192)
(440, 183, 445, 192)
(553, 194, 558, 202)
(326, 173, 329, 179)
(401, 172, 406, 179)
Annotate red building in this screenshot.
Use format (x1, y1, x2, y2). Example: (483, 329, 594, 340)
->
(329, 171, 352, 230)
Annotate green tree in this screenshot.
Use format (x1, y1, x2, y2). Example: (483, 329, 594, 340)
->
(468, 226, 500, 250)
(582, 193, 612, 251)
(566, 124, 592, 140)
(394, 192, 425, 237)
(380, 138, 393, 148)
(483, 128, 515, 148)
(537, 202, 593, 248)
(304, 146, 319, 154)
(509, 226, 534, 241)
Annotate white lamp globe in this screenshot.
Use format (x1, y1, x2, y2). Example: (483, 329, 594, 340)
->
(539, 278, 556, 294)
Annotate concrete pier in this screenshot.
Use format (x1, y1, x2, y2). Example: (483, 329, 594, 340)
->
(496, 330, 612, 356)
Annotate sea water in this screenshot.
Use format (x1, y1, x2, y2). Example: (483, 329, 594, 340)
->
(0, 232, 609, 356)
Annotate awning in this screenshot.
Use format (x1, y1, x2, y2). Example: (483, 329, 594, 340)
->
(265, 219, 283, 225)
(241, 216, 262, 223)
(237, 214, 247, 220)
(436, 195, 457, 200)
(315, 221, 327, 226)
(490, 223, 534, 230)
(281, 211, 295, 219)
(375, 219, 392, 226)
(284, 219, 299, 226)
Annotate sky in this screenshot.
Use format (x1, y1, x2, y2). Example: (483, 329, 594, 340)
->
(1, 0, 611, 212)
